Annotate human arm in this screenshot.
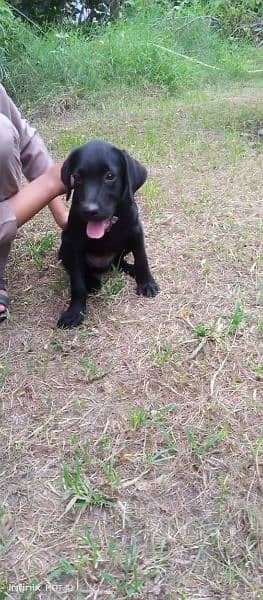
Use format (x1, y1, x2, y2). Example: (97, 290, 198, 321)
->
(0, 84, 68, 228)
(9, 163, 66, 228)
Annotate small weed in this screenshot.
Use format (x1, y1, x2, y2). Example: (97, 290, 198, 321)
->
(152, 340, 181, 368)
(70, 437, 91, 465)
(100, 536, 148, 597)
(75, 529, 154, 596)
(148, 446, 177, 463)
(103, 274, 126, 297)
(156, 403, 177, 417)
(78, 325, 92, 339)
(257, 320, 263, 335)
(80, 357, 98, 379)
(10, 442, 24, 455)
(28, 232, 56, 269)
(97, 435, 111, 451)
(194, 317, 223, 342)
(217, 475, 229, 505)
(40, 356, 49, 376)
(148, 404, 178, 463)
(225, 300, 247, 334)
(129, 408, 148, 430)
(253, 431, 263, 461)
(63, 460, 114, 511)
(110, 261, 122, 274)
(195, 324, 210, 338)
(74, 397, 86, 411)
(148, 430, 178, 463)
(184, 425, 228, 456)
(50, 338, 65, 352)
(252, 363, 263, 379)
(107, 536, 117, 559)
(47, 558, 76, 582)
(81, 526, 101, 568)
(98, 457, 121, 488)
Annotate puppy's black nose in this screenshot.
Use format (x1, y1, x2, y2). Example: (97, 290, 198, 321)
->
(86, 203, 99, 217)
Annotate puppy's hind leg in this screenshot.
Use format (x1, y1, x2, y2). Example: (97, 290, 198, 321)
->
(113, 255, 136, 279)
(131, 228, 159, 297)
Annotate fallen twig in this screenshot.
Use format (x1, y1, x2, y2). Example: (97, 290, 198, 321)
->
(210, 353, 229, 397)
(120, 468, 151, 489)
(152, 43, 263, 74)
(152, 43, 222, 70)
(190, 337, 208, 359)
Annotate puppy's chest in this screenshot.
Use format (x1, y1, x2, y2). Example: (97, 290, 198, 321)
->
(84, 222, 129, 271)
(85, 252, 116, 271)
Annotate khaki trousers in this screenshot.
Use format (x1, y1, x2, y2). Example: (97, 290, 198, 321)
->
(0, 114, 20, 279)
(0, 113, 52, 279)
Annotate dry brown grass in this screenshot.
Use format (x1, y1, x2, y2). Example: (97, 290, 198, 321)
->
(0, 85, 262, 599)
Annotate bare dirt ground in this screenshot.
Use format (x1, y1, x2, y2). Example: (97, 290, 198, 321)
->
(0, 85, 262, 599)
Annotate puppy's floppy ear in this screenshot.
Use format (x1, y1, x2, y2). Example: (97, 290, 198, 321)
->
(61, 153, 75, 201)
(122, 151, 147, 201)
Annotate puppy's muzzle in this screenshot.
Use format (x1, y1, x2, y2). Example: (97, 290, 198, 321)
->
(83, 203, 100, 218)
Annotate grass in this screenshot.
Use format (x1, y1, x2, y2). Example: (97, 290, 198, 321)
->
(80, 526, 101, 568)
(98, 457, 121, 488)
(0, 58, 262, 599)
(47, 558, 76, 582)
(63, 460, 115, 511)
(152, 339, 181, 368)
(0, 360, 10, 390)
(184, 424, 228, 457)
(15, 230, 57, 270)
(129, 408, 148, 430)
(226, 300, 248, 334)
(79, 357, 98, 379)
(2, 1, 262, 109)
(103, 273, 127, 297)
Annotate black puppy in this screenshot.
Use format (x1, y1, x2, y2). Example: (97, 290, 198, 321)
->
(58, 140, 159, 328)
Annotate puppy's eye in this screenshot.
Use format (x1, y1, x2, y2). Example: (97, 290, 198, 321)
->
(105, 171, 115, 182)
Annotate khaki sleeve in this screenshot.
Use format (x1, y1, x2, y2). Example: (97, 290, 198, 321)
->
(0, 84, 53, 181)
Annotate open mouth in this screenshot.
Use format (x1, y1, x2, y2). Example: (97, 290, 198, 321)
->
(86, 216, 118, 239)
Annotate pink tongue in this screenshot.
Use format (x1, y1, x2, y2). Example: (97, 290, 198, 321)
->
(86, 220, 108, 239)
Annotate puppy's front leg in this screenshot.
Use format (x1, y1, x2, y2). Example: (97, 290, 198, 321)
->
(132, 227, 159, 298)
(57, 255, 87, 328)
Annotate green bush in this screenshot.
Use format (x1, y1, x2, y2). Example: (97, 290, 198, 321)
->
(0, 1, 37, 81)
(175, 0, 263, 41)
(208, 0, 262, 40)
(0, 0, 14, 77)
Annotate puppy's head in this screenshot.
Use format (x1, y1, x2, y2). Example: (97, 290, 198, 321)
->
(61, 140, 147, 239)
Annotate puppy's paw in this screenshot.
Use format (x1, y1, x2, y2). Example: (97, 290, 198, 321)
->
(57, 308, 85, 329)
(137, 278, 159, 298)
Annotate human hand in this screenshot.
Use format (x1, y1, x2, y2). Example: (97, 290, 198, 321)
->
(49, 197, 69, 230)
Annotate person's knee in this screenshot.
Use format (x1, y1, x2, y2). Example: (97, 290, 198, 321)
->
(0, 114, 20, 164)
(0, 200, 17, 249)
